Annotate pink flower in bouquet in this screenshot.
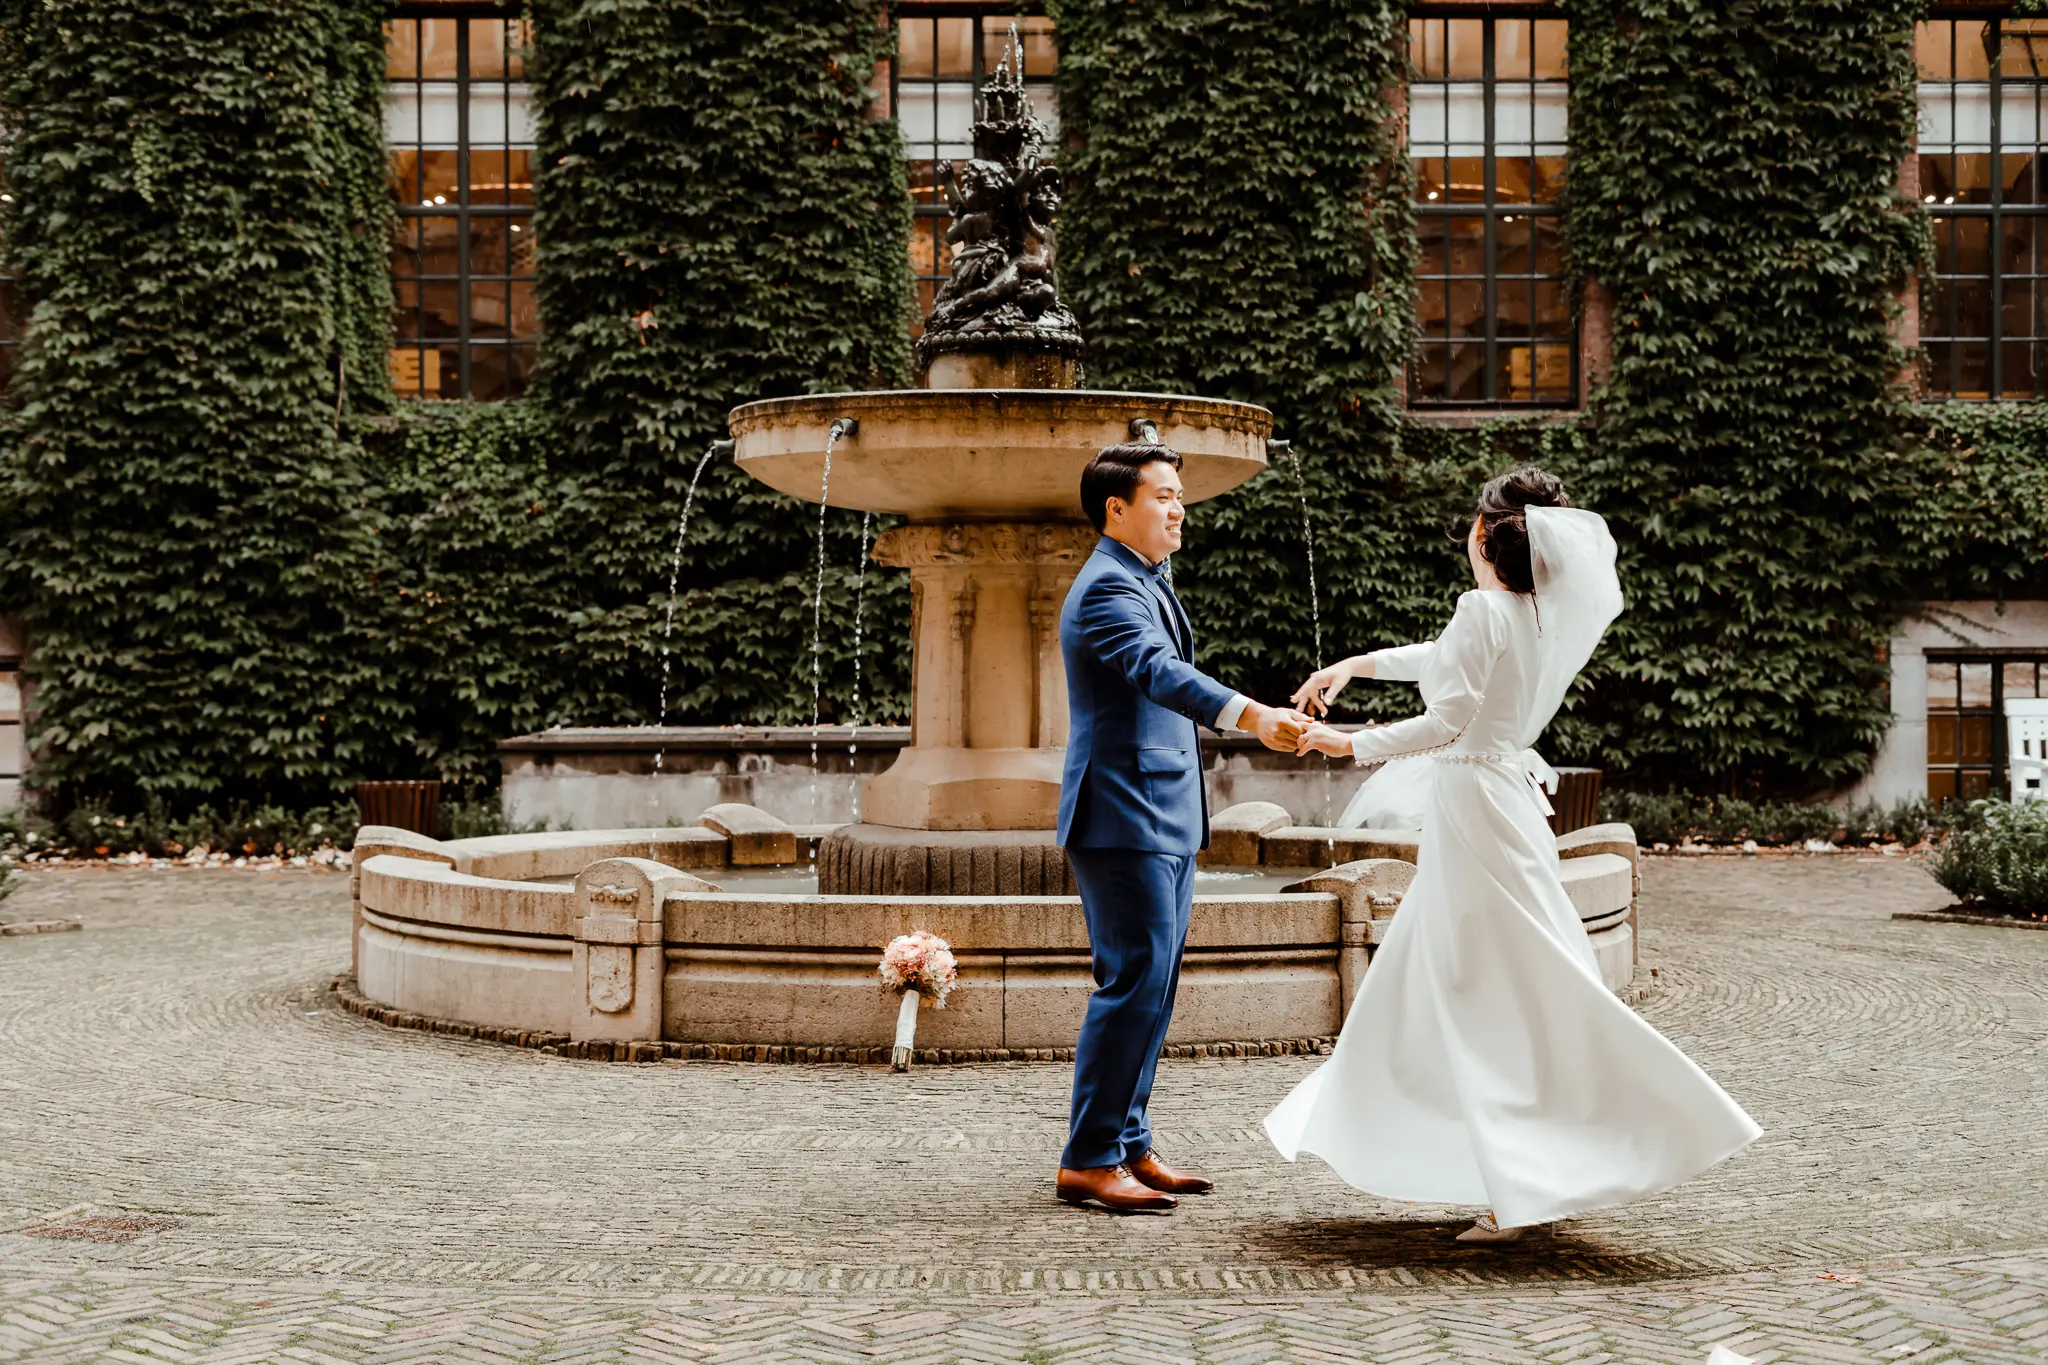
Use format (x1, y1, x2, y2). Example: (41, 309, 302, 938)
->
(879, 931, 958, 1008)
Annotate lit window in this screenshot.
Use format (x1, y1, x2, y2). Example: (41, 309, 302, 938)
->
(1925, 654, 2048, 801)
(890, 12, 1057, 336)
(1408, 15, 1575, 407)
(1917, 19, 2048, 400)
(386, 12, 537, 400)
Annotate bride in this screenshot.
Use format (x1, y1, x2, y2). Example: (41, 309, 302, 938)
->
(1266, 467, 1760, 1243)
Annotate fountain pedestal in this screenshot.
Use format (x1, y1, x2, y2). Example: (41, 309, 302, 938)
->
(858, 520, 1091, 831)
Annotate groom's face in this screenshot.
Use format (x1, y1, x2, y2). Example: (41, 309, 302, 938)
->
(1107, 460, 1185, 564)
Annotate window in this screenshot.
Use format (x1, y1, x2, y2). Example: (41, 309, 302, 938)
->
(0, 656, 21, 805)
(1917, 19, 2048, 400)
(1407, 15, 1574, 407)
(385, 11, 537, 400)
(888, 11, 1057, 335)
(1924, 653, 2048, 801)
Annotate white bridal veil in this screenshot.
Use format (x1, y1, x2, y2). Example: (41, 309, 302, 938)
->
(1524, 506, 1624, 731)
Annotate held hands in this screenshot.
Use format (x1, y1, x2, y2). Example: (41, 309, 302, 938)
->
(1244, 701, 1314, 754)
(1295, 722, 1357, 759)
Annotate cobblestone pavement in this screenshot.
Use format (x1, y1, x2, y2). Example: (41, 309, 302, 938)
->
(3, 857, 2046, 1363)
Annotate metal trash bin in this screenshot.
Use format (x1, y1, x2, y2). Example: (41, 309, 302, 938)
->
(356, 780, 442, 837)
(1548, 767, 1603, 836)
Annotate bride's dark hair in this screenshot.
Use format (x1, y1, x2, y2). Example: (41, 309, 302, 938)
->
(1476, 466, 1569, 594)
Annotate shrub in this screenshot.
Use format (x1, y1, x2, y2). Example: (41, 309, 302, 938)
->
(1597, 789, 1953, 847)
(1929, 799, 2048, 917)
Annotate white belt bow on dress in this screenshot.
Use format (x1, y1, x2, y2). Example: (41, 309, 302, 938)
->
(1432, 748, 1559, 817)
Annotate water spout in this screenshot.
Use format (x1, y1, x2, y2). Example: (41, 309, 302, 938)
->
(1279, 438, 1334, 838)
(654, 438, 734, 774)
(1128, 417, 1161, 445)
(808, 419, 856, 833)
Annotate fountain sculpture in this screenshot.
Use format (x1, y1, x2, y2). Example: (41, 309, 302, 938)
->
(342, 34, 1643, 1060)
(731, 34, 1270, 893)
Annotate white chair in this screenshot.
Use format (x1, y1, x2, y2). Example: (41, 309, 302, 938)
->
(2005, 699, 2048, 803)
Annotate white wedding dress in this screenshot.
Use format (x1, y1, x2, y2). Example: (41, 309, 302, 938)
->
(1265, 508, 1760, 1229)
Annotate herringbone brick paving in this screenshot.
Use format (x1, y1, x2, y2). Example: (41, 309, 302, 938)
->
(1, 858, 2044, 1362)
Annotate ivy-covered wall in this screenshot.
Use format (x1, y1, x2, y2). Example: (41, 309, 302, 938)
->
(0, 0, 397, 805)
(6, 0, 2048, 812)
(1047, 0, 1437, 719)
(526, 0, 914, 727)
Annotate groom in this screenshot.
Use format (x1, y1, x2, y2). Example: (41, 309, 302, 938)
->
(1055, 442, 1309, 1213)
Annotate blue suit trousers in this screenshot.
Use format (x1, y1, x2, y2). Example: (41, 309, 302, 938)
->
(1061, 847, 1196, 1170)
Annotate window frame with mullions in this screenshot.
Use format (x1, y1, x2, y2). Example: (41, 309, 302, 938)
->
(888, 3, 1055, 339)
(386, 2, 537, 402)
(1922, 649, 2048, 803)
(1917, 14, 2048, 401)
(1407, 6, 1577, 410)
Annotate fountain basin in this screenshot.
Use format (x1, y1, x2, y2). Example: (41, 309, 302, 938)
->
(345, 822, 1641, 1058)
(729, 389, 1271, 519)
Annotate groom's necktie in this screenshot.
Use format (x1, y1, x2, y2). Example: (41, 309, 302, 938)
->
(1145, 564, 1193, 660)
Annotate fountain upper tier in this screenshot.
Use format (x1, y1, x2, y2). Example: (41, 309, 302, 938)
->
(729, 389, 1273, 520)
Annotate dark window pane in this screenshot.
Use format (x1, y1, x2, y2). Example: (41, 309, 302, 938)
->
(899, 19, 935, 79)
(1412, 343, 1450, 402)
(1497, 277, 1532, 334)
(468, 344, 522, 401)
(469, 217, 508, 275)
(1496, 216, 1532, 273)
(2004, 215, 2038, 278)
(509, 280, 537, 339)
(1446, 216, 1486, 275)
(1497, 156, 1534, 204)
(421, 280, 461, 338)
(1417, 214, 1447, 277)
(1928, 659, 1959, 707)
(1410, 19, 1442, 80)
(1959, 340, 1992, 395)
(1533, 20, 1568, 79)
(1957, 21, 1992, 80)
(1445, 156, 1486, 204)
(1447, 342, 1486, 401)
(0, 277, 24, 337)
(1962, 662, 1994, 707)
(1445, 19, 1483, 78)
(1928, 714, 1959, 765)
(1531, 154, 1566, 204)
(1448, 279, 1485, 338)
(1418, 278, 1447, 337)
(1533, 217, 1565, 275)
(417, 215, 461, 275)
(504, 148, 534, 208)
(471, 280, 509, 337)
(1416, 157, 1447, 205)
(1530, 345, 1573, 401)
(1497, 20, 1532, 79)
(386, 19, 417, 79)
(2006, 661, 2041, 700)
(393, 279, 422, 340)
(390, 149, 421, 203)
(508, 218, 535, 272)
(935, 17, 973, 77)
(1928, 768, 1959, 803)
(1963, 715, 1994, 764)
(1957, 279, 1992, 339)
(2004, 147, 2042, 203)
(2002, 277, 2035, 341)
(420, 17, 459, 79)
(1961, 768, 1992, 798)
(1923, 339, 1952, 391)
(1956, 152, 1995, 204)
(418, 150, 459, 208)
(470, 18, 508, 80)
(1534, 279, 1570, 335)
(1956, 215, 1991, 275)
(2005, 340, 2039, 397)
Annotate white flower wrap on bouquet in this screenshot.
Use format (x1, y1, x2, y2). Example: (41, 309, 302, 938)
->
(880, 932, 958, 1070)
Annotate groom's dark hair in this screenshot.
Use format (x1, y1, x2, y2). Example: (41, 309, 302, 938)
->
(1081, 442, 1184, 533)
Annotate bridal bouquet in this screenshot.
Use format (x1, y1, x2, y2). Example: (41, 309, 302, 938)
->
(880, 932, 957, 1070)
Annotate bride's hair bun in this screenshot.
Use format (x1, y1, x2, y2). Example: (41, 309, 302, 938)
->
(1475, 466, 1569, 594)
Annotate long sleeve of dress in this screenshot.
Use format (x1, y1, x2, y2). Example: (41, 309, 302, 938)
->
(1350, 592, 1504, 764)
(1367, 640, 1437, 681)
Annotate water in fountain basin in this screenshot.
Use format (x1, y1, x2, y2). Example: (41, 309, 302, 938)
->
(654, 440, 730, 775)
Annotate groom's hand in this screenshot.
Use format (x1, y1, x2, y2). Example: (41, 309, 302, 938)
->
(1242, 702, 1311, 753)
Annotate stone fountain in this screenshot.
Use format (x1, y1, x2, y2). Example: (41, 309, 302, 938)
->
(731, 36, 1270, 894)
(341, 35, 1643, 1061)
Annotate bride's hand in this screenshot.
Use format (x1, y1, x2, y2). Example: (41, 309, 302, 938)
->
(1291, 663, 1350, 716)
(1295, 723, 1354, 758)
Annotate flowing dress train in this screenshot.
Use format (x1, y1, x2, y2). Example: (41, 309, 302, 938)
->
(1264, 509, 1761, 1229)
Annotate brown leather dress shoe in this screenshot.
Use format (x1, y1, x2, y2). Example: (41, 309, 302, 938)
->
(1056, 1163, 1178, 1212)
(1129, 1149, 1214, 1195)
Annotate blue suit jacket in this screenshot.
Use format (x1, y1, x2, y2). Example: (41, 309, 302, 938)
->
(1057, 538, 1238, 855)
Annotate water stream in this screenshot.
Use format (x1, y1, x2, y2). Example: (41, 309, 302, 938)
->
(653, 439, 731, 774)
(846, 510, 875, 820)
(1282, 441, 1338, 844)
(806, 419, 855, 840)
